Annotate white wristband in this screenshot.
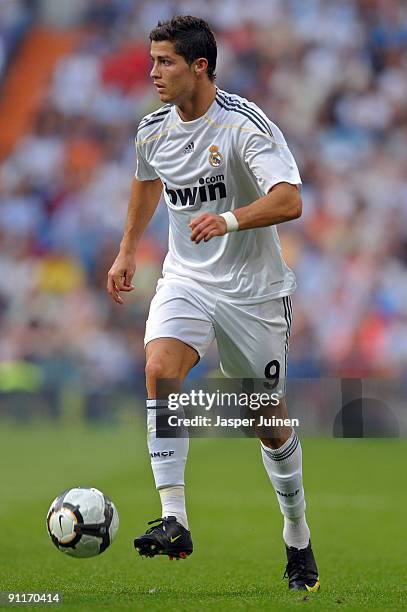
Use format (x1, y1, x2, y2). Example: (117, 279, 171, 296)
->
(220, 211, 239, 233)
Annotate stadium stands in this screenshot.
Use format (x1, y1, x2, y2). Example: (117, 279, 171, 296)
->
(0, 0, 406, 408)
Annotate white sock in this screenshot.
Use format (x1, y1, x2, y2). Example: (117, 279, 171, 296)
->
(261, 430, 310, 549)
(159, 485, 188, 529)
(146, 399, 189, 514)
(283, 515, 310, 550)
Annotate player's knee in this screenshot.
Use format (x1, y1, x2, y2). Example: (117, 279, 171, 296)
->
(145, 356, 181, 383)
(260, 430, 292, 449)
(145, 357, 165, 382)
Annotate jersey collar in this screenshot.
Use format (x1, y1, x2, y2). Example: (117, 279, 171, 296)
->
(175, 94, 218, 131)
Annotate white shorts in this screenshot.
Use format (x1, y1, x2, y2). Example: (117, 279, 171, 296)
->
(144, 278, 293, 384)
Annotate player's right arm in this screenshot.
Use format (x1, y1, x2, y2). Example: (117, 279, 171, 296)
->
(107, 177, 162, 304)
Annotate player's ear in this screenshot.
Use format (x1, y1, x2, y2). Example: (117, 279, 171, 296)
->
(193, 58, 208, 77)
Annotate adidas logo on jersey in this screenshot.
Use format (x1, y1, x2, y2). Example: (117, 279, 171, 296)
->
(183, 142, 194, 154)
(163, 174, 227, 209)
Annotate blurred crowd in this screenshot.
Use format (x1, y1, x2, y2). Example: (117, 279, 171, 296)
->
(0, 0, 32, 79)
(0, 0, 406, 398)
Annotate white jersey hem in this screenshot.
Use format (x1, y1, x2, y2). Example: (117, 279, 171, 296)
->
(160, 273, 296, 304)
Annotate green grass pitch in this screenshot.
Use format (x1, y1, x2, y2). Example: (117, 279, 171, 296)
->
(0, 421, 406, 611)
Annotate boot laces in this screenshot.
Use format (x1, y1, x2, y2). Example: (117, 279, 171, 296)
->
(283, 547, 307, 581)
(145, 517, 174, 534)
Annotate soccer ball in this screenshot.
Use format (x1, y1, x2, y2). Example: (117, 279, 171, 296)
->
(46, 487, 119, 558)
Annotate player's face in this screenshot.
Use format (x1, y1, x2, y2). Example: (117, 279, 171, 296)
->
(150, 41, 196, 104)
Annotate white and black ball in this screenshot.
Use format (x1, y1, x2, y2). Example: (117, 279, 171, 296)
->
(46, 487, 119, 558)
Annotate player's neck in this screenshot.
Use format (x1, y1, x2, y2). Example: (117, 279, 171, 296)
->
(176, 83, 216, 122)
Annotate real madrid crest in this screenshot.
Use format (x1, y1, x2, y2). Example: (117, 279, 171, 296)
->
(208, 145, 223, 167)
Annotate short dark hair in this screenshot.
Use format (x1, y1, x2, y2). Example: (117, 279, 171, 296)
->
(149, 15, 217, 81)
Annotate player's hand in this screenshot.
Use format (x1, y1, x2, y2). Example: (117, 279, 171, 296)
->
(189, 213, 227, 244)
(107, 252, 136, 305)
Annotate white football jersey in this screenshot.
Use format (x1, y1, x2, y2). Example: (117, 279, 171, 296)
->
(135, 88, 301, 303)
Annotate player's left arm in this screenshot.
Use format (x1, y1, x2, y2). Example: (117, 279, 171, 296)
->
(189, 181, 301, 244)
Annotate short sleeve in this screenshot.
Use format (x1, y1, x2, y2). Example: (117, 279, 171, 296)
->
(243, 122, 301, 195)
(135, 140, 158, 181)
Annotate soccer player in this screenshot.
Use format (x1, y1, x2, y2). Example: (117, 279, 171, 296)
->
(107, 15, 320, 591)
